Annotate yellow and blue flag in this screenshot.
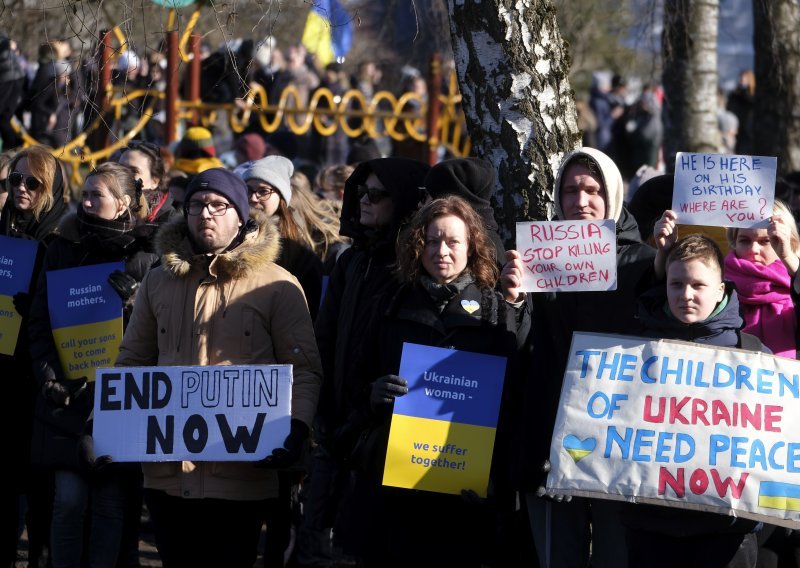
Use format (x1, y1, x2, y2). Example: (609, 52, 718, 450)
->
(47, 262, 124, 381)
(759, 481, 800, 512)
(0, 236, 38, 355)
(383, 343, 507, 497)
(301, 0, 353, 66)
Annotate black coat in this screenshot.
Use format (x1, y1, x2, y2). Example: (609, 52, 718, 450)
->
(27, 213, 157, 469)
(524, 207, 656, 488)
(276, 236, 322, 321)
(337, 280, 529, 563)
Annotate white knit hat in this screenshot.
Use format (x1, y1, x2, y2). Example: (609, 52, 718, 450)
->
(242, 156, 294, 204)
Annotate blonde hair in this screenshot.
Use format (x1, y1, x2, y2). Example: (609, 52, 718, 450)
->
(8, 146, 60, 221)
(315, 164, 354, 200)
(289, 171, 347, 260)
(726, 199, 800, 255)
(85, 162, 149, 220)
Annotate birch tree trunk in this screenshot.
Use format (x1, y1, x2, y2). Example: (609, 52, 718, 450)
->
(446, 0, 581, 236)
(753, 0, 800, 174)
(662, 0, 721, 171)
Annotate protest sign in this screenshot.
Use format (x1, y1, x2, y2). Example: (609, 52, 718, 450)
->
(93, 364, 292, 461)
(383, 343, 506, 497)
(547, 332, 800, 528)
(0, 236, 38, 355)
(515, 220, 617, 292)
(672, 152, 777, 228)
(47, 262, 124, 380)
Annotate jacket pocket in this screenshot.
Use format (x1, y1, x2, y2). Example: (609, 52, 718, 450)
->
(143, 462, 181, 479)
(210, 461, 268, 482)
(240, 308, 269, 356)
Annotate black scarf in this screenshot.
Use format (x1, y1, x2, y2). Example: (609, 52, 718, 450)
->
(420, 272, 474, 313)
(76, 206, 137, 239)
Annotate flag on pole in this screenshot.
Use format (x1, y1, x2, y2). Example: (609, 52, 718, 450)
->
(301, 0, 353, 66)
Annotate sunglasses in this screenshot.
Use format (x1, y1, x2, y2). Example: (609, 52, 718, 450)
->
(357, 184, 391, 204)
(9, 171, 41, 191)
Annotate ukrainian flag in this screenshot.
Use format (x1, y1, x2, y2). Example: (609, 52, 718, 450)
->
(301, 0, 353, 65)
(759, 481, 800, 512)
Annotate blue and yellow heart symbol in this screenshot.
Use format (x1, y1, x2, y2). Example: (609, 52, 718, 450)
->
(563, 435, 596, 462)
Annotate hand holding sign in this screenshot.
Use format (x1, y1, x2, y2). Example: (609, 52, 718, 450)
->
(255, 419, 309, 469)
(370, 374, 409, 410)
(768, 213, 800, 275)
(500, 250, 525, 303)
(653, 210, 678, 279)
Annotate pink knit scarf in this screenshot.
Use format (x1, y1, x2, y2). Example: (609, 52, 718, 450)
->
(724, 252, 797, 358)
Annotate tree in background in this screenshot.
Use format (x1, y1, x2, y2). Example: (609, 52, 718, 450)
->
(661, 0, 722, 171)
(753, 0, 800, 174)
(446, 0, 581, 238)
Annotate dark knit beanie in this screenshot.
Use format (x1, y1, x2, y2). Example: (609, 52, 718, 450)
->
(425, 158, 498, 230)
(184, 168, 250, 222)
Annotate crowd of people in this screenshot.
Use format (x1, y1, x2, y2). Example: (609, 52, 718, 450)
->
(3, 29, 800, 568)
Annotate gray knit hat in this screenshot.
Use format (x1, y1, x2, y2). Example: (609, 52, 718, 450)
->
(242, 155, 294, 205)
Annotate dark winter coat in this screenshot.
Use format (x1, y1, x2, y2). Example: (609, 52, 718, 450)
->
(524, 206, 656, 488)
(277, 236, 323, 321)
(0, 177, 68, 486)
(27, 212, 157, 469)
(337, 279, 529, 563)
(314, 157, 429, 456)
(622, 282, 762, 537)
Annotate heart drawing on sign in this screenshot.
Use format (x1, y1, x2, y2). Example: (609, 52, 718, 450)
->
(461, 299, 479, 314)
(563, 434, 596, 463)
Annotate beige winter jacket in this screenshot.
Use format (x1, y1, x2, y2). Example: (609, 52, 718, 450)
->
(116, 214, 322, 501)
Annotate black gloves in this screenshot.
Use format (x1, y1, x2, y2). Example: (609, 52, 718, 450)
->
(534, 459, 572, 503)
(369, 374, 408, 410)
(12, 292, 31, 318)
(256, 419, 310, 469)
(107, 270, 139, 301)
(77, 419, 113, 472)
(42, 377, 87, 407)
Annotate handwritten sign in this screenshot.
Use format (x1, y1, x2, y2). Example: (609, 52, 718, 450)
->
(0, 236, 38, 355)
(547, 332, 800, 529)
(672, 152, 777, 228)
(93, 365, 292, 462)
(383, 343, 507, 497)
(515, 220, 617, 292)
(47, 262, 124, 380)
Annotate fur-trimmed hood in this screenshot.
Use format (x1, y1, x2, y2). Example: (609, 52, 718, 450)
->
(156, 209, 282, 280)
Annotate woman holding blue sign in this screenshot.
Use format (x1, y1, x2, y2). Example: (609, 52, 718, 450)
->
(27, 162, 158, 568)
(0, 145, 70, 567)
(338, 195, 529, 566)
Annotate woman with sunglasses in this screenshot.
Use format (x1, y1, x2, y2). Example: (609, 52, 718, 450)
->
(27, 162, 158, 568)
(117, 140, 173, 225)
(241, 156, 323, 319)
(305, 158, 429, 561)
(336, 196, 528, 565)
(0, 145, 69, 566)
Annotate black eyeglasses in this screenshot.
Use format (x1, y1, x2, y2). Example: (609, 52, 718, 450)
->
(9, 172, 41, 191)
(185, 200, 235, 216)
(247, 186, 277, 199)
(357, 184, 391, 204)
(126, 140, 161, 159)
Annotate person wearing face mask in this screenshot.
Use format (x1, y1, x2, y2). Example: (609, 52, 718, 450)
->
(0, 145, 69, 567)
(27, 162, 157, 568)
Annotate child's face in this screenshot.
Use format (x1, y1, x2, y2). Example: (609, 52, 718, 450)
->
(666, 258, 725, 324)
(735, 228, 778, 266)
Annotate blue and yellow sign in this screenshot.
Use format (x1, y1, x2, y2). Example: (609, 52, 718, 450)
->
(47, 262, 124, 381)
(0, 236, 38, 355)
(383, 343, 507, 497)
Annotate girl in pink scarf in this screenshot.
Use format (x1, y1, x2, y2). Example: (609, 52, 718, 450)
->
(725, 200, 800, 358)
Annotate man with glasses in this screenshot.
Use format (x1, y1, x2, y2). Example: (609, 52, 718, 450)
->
(116, 168, 322, 567)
